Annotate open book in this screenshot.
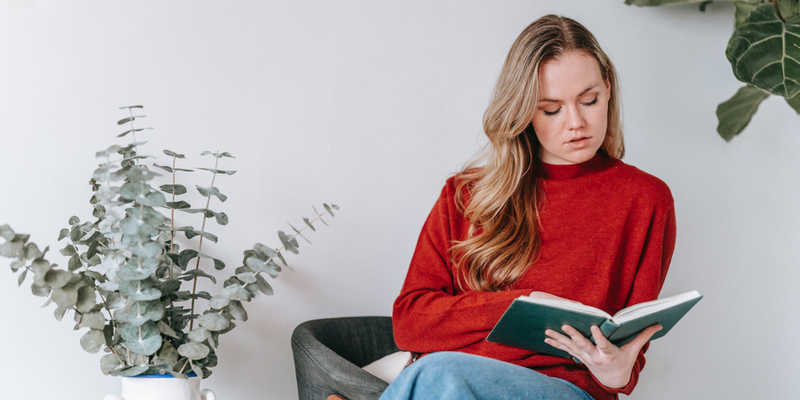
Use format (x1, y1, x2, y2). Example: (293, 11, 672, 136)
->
(485, 290, 702, 359)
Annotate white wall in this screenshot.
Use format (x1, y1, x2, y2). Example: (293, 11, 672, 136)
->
(0, 1, 793, 399)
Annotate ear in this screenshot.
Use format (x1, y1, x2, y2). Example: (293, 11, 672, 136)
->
(605, 79, 611, 97)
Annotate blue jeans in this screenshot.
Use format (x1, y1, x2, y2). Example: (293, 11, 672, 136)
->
(378, 352, 594, 400)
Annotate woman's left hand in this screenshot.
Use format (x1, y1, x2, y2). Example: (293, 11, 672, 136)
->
(544, 324, 662, 389)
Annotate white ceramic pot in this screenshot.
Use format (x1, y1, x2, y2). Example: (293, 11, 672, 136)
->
(104, 374, 216, 400)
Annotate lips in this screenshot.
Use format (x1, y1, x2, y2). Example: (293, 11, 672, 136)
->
(565, 136, 591, 148)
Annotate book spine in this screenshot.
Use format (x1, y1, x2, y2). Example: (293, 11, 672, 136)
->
(599, 319, 620, 339)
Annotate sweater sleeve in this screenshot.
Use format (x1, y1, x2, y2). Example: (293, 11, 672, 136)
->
(392, 179, 532, 353)
(593, 204, 677, 396)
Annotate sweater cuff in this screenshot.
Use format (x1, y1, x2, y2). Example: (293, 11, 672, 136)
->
(590, 371, 636, 396)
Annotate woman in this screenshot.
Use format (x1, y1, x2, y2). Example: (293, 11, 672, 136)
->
(380, 15, 675, 400)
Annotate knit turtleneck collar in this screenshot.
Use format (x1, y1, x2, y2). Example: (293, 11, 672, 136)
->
(540, 152, 615, 180)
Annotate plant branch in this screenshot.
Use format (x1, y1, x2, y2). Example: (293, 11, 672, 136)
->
(188, 155, 220, 331)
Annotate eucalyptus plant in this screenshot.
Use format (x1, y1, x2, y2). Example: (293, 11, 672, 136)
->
(0, 105, 338, 379)
(626, 0, 800, 140)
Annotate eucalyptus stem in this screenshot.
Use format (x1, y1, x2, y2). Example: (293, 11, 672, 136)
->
(188, 156, 220, 331)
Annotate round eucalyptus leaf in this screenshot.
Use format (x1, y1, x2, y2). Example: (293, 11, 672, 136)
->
(219, 283, 251, 302)
(197, 313, 230, 331)
(163, 149, 186, 159)
(159, 184, 188, 195)
(81, 312, 106, 330)
(178, 342, 210, 360)
(228, 300, 248, 322)
(115, 300, 165, 326)
(157, 321, 180, 339)
(255, 274, 274, 296)
(112, 365, 150, 377)
(187, 327, 209, 343)
(54, 306, 68, 321)
(119, 278, 162, 301)
(727, 5, 800, 98)
(76, 286, 97, 313)
(121, 321, 161, 355)
(278, 231, 299, 254)
(139, 191, 167, 208)
(152, 340, 179, 366)
(68, 254, 82, 271)
(119, 256, 158, 280)
(80, 329, 106, 353)
(235, 272, 256, 284)
(208, 296, 230, 310)
(130, 241, 161, 258)
(51, 285, 79, 308)
(100, 353, 122, 375)
(30, 282, 51, 297)
(253, 243, 279, 258)
(44, 269, 74, 289)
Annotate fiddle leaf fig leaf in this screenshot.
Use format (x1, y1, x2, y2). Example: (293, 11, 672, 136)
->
(727, 4, 800, 98)
(787, 91, 800, 114)
(80, 329, 106, 353)
(624, 0, 708, 5)
(716, 85, 770, 141)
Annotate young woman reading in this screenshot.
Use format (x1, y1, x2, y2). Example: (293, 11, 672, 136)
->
(379, 15, 675, 400)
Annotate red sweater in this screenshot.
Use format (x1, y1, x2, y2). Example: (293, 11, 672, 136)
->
(393, 153, 676, 400)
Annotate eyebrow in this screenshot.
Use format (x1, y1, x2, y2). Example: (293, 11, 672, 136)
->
(539, 84, 599, 103)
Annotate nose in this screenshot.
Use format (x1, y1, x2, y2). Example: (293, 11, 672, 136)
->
(565, 105, 586, 131)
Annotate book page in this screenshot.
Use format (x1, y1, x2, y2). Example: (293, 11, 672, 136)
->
(516, 296, 612, 319)
(611, 290, 701, 324)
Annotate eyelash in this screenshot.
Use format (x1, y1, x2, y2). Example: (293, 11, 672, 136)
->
(542, 97, 599, 116)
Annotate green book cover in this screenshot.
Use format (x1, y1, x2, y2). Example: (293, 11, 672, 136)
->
(485, 291, 702, 358)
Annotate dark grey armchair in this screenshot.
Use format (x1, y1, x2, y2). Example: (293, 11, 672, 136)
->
(291, 316, 400, 400)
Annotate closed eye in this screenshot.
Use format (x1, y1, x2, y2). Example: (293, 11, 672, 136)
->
(582, 97, 598, 106)
(543, 108, 560, 116)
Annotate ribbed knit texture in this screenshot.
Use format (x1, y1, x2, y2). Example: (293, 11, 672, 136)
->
(392, 152, 676, 400)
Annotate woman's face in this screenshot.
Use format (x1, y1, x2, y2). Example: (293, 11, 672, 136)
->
(531, 50, 611, 165)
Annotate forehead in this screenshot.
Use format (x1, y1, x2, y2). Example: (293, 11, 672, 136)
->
(537, 51, 604, 99)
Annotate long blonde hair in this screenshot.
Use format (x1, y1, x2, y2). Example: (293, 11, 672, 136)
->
(450, 15, 624, 292)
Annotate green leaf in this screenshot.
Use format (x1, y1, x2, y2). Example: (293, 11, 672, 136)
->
(734, 2, 763, 28)
(157, 321, 180, 339)
(101, 353, 122, 375)
(119, 256, 158, 280)
(153, 340, 180, 366)
(255, 274, 274, 296)
(152, 163, 174, 173)
(166, 201, 191, 209)
(0, 224, 15, 240)
(117, 127, 151, 138)
(209, 296, 230, 309)
(323, 203, 335, 217)
(197, 313, 230, 331)
(52, 285, 79, 308)
(80, 312, 106, 330)
(178, 249, 200, 269)
(1, 239, 24, 257)
(76, 286, 97, 313)
(160, 184, 188, 195)
(120, 206, 165, 237)
(219, 283, 251, 301)
(116, 300, 165, 326)
(778, 0, 800, 20)
(119, 278, 162, 301)
(164, 149, 186, 159)
(197, 167, 236, 175)
(31, 283, 51, 297)
(302, 217, 316, 232)
(117, 116, 144, 125)
(201, 151, 234, 158)
(58, 228, 69, 241)
(17, 269, 27, 286)
(787, 91, 800, 113)
(44, 269, 74, 289)
(179, 269, 217, 284)
(184, 229, 218, 243)
(228, 300, 248, 321)
(196, 185, 228, 202)
(278, 230, 299, 254)
(235, 272, 257, 284)
(212, 258, 225, 271)
(121, 321, 162, 355)
(80, 329, 106, 353)
(59, 244, 77, 257)
(716, 85, 770, 140)
(727, 5, 800, 98)
(288, 222, 311, 244)
(68, 254, 82, 271)
(130, 241, 161, 258)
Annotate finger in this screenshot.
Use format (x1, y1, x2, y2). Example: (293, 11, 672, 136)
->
(621, 324, 662, 352)
(562, 325, 593, 350)
(544, 329, 580, 355)
(544, 337, 584, 364)
(590, 325, 615, 353)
